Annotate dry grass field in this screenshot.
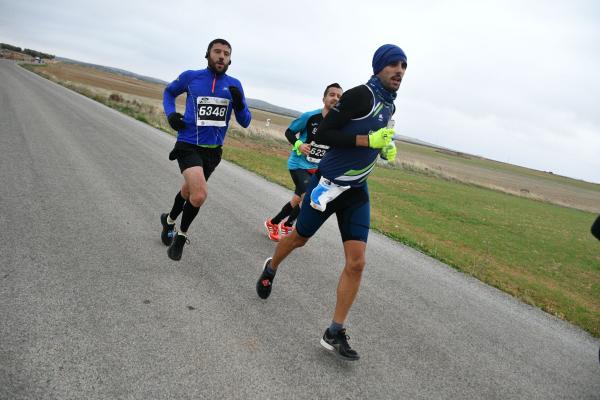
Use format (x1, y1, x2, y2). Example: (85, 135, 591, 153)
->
(33, 62, 293, 138)
(36, 61, 168, 100)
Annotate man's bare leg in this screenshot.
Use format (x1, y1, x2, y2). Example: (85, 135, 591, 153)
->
(271, 230, 309, 270)
(332, 240, 367, 324)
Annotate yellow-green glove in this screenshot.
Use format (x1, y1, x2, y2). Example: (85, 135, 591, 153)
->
(380, 142, 397, 162)
(293, 139, 304, 155)
(368, 128, 394, 149)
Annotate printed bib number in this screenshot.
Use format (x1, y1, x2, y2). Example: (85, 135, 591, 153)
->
(310, 176, 350, 212)
(306, 142, 329, 164)
(196, 97, 229, 127)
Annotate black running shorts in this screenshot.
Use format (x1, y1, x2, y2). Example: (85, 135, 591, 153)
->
(296, 172, 370, 243)
(168, 141, 223, 179)
(289, 168, 315, 196)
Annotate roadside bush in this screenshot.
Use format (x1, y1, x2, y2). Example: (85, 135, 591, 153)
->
(109, 93, 124, 102)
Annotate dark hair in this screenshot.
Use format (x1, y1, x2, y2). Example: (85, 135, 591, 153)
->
(323, 83, 342, 97)
(205, 38, 232, 58)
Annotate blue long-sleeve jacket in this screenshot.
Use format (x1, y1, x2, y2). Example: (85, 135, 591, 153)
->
(163, 68, 252, 146)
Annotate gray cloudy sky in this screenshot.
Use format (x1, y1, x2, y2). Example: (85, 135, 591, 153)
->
(1, 0, 599, 183)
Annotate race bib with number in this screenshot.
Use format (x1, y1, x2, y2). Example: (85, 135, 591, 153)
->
(306, 142, 330, 164)
(196, 97, 229, 127)
(310, 176, 350, 212)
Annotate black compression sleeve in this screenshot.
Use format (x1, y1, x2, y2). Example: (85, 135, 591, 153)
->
(284, 128, 297, 145)
(592, 215, 600, 240)
(315, 85, 373, 148)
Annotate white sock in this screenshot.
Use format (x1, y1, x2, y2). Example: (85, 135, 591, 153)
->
(167, 215, 176, 225)
(178, 230, 187, 237)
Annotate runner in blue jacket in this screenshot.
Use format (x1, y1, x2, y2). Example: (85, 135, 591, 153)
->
(160, 38, 251, 261)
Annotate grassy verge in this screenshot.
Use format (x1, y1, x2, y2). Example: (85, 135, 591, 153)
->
(21, 63, 600, 337)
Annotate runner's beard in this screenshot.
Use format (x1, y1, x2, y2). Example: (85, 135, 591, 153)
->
(208, 58, 229, 74)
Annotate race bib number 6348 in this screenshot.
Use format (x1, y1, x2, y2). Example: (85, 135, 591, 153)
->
(196, 97, 229, 127)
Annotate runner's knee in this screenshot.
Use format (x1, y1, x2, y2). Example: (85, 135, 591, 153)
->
(291, 233, 309, 248)
(345, 256, 366, 275)
(181, 185, 190, 199)
(291, 194, 302, 207)
(188, 190, 207, 207)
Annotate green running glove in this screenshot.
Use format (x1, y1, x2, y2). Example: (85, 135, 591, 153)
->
(380, 142, 397, 162)
(368, 128, 394, 149)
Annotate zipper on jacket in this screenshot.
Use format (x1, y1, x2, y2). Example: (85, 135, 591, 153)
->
(212, 73, 218, 143)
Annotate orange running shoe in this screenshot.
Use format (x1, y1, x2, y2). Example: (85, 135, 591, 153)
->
(279, 222, 295, 238)
(264, 219, 280, 241)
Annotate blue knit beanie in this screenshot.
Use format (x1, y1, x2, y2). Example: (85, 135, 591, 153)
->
(372, 44, 407, 75)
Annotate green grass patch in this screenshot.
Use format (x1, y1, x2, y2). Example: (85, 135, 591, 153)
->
(23, 64, 600, 338)
(223, 130, 293, 188)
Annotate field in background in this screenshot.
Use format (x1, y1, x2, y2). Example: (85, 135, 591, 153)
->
(23, 62, 600, 213)
(396, 142, 600, 212)
(20, 62, 600, 337)
(20, 61, 293, 139)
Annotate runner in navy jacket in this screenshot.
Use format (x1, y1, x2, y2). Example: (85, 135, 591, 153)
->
(255, 44, 407, 361)
(160, 38, 252, 261)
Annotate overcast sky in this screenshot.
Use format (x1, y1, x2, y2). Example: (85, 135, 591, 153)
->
(1, 0, 599, 183)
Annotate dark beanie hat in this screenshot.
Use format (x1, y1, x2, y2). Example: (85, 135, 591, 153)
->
(372, 44, 407, 75)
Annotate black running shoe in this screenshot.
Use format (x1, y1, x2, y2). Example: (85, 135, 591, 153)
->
(320, 328, 360, 361)
(160, 213, 176, 246)
(167, 233, 188, 261)
(256, 258, 275, 299)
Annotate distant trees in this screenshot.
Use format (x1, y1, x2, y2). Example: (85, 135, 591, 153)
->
(23, 48, 55, 60)
(1, 43, 22, 52)
(0, 43, 55, 59)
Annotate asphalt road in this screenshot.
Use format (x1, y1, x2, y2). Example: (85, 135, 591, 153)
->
(1, 59, 598, 400)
